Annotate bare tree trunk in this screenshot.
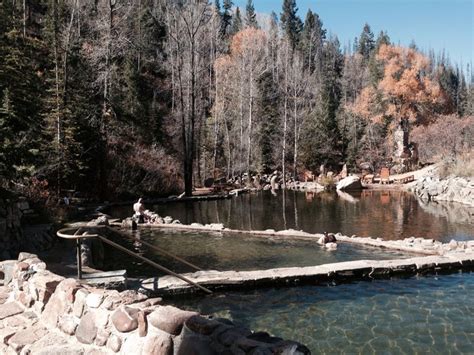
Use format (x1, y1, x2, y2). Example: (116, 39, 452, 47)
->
(293, 91, 298, 181)
(52, 0, 62, 196)
(239, 63, 244, 175)
(223, 117, 232, 180)
(63, 0, 77, 106)
(282, 42, 289, 189)
(137, 0, 142, 71)
(22, 0, 26, 37)
(247, 53, 253, 182)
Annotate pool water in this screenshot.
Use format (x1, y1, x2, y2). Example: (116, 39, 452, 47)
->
(104, 229, 414, 277)
(104, 190, 474, 353)
(110, 190, 474, 242)
(172, 272, 474, 353)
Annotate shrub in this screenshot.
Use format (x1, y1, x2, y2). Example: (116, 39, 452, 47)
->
(411, 115, 474, 163)
(439, 151, 474, 179)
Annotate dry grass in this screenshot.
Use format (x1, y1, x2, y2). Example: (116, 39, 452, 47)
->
(439, 151, 474, 179)
(411, 115, 473, 163)
(318, 175, 336, 189)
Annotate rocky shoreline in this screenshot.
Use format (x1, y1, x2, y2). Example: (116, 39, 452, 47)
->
(411, 175, 474, 206)
(0, 253, 309, 354)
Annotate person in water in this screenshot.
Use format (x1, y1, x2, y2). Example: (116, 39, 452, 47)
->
(133, 198, 145, 223)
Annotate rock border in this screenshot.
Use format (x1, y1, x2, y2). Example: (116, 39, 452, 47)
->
(0, 253, 310, 354)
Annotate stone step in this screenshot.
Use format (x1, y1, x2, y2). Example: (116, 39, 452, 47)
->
(79, 269, 127, 289)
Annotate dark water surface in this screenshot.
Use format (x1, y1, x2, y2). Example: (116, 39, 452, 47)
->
(173, 272, 474, 354)
(110, 190, 473, 242)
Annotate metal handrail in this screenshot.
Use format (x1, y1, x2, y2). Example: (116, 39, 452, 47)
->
(57, 227, 212, 294)
(104, 226, 202, 271)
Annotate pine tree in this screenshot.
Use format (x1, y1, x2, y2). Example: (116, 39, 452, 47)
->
(257, 71, 280, 172)
(358, 23, 375, 61)
(281, 0, 302, 49)
(375, 30, 390, 50)
(438, 64, 460, 113)
(300, 9, 326, 73)
(301, 36, 344, 169)
(214, 0, 222, 15)
(245, 0, 259, 29)
(231, 7, 243, 35)
(221, 0, 233, 36)
(267, 12, 279, 82)
(456, 66, 468, 116)
(0, 31, 45, 181)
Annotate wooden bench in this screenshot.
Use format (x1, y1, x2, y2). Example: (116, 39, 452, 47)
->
(394, 175, 415, 184)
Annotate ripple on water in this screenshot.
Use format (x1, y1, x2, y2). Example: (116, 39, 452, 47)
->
(172, 272, 474, 353)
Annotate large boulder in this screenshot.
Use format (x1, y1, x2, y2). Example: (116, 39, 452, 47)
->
(336, 176, 363, 191)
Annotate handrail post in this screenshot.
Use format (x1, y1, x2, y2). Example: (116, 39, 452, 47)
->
(73, 228, 84, 279)
(76, 238, 82, 279)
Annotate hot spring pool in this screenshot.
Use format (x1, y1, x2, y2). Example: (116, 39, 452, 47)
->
(104, 229, 415, 277)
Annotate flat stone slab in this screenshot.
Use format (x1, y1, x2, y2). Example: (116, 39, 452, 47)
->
(7, 325, 48, 351)
(0, 302, 24, 320)
(80, 270, 127, 288)
(140, 253, 474, 295)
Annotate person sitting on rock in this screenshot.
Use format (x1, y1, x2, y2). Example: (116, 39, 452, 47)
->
(133, 198, 145, 223)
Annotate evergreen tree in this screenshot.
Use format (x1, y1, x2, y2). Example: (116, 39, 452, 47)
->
(438, 64, 460, 114)
(375, 30, 390, 50)
(358, 23, 375, 61)
(281, 0, 302, 48)
(267, 12, 279, 82)
(245, 0, 259, 29)
(456, 66, 468, 116)
(0, 31, 45, 182)
(352, 36, 358, 54)
(214, 0, 222, 15)
(300, 10, 326, 73)
(257, 71, 280, 172)
(301, 36, 344, 169)
(231, 7, 243, 35)
(221, 0, 233, 36)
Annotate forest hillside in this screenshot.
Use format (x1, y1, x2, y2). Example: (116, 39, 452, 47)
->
(0, 0, 472, 200)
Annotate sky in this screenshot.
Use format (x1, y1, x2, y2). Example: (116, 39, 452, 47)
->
(233, 0, 473, 68)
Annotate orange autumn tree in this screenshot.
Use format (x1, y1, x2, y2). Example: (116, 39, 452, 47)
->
(351, 44, 446, 125)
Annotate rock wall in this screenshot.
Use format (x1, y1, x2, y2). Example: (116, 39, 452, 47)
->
(0, 253, 310, 354)
(413, 175, 474, 206)
(0, 194, 55, 261)
(0, 196, 24, 260)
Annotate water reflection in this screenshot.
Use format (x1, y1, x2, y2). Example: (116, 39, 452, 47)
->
(110, 190, 473, 241)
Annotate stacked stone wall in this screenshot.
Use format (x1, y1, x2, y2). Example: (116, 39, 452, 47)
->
(0, 253, 309, 354)
(0, 195, 55, 260)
